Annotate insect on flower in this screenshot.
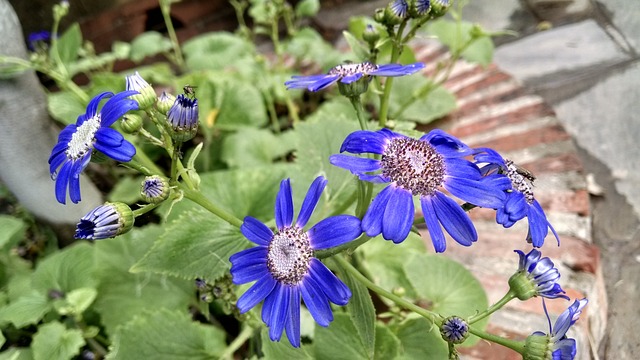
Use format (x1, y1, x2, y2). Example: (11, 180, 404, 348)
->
(183, 84, 198, 99)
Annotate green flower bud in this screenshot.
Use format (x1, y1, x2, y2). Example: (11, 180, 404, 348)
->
(337, 77, 371, 97)
(167, 94, 199, 142)
(156, 91, 176, 115)
(125, 72, 157, 110)
(440, 316, 469, 344)
(363, 24, 381, 45)
(430, 0, 451, 18)
(120, 112, 144, 134)
(523, 334, 551, 360)
(140, 175, 170, 204)
(75, 202, 134, 240)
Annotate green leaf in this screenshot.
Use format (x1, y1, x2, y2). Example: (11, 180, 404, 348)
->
(52, 23, 82, 66)
(314, 313, 368, 360)
(0, 61, 31, 79)
(31, 321, 85, 360)
(221, 128, 293, 168)
(129, 31, 173, 62)
(284, 28, 347, 69)
(93, 225, 192, 336)
(0, 348, 32, 360)
(47, 91, 86, 125)
(404, 254, 489, 346)
(462, 36, 494, 67)
(107, 176, 144, 204)
(182, 32, 255, 71)
(0, 291, 51, 328)
(0, 215, 26, 249)
(374, 323, 401, 360)
(261, 329, 313, 359)
(106, 309, 226, 360)
(343, 31, 370, 61)
(131, 209, 247, 281)
(393, 317, 448, 359)
(295, 0, 320, 17)
(215, 80, 268, 130)
(387, 76, 457, 124)
(0, 330, 4, 348)
(52, 287, 97, 316)
(426, 19, 494, 66)
(332, 259, 375, 358)
(31, 243, 96, 294)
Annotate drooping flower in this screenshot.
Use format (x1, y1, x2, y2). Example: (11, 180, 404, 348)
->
(125, 71, 156, 110)
(509, 249, 569, 300)
(285, 62, 424, 92)
(330, 129, 510, 252)
(474, 148, 560, 247)
(48, 91, 139, 204)
(524, 299, 588, 360)
(229, 176, 362, 347)
(75, 202, 134, 240)
(167, 94, 198, 142)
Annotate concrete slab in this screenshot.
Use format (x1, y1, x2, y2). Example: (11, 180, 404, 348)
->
(459, 0, 522, 32)
(493, 19, 631, 82)
(598, 0, 640, 52)
(553, 61, 640, 217)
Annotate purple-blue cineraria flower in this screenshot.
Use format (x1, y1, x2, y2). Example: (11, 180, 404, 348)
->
(27, 30, 53, 50)
(510, 249, 569, 300)
(75, 202, 134, 240)
(474, 148, 560, 247)
(330, 129, 510, 252)
(48, 91, 139, 204)
(525, 298, 588, 360)
(229, 176, 362, 347)
(285, 62, 424, 92)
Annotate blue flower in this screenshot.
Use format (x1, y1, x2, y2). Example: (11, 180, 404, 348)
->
(474, 148, 560, 247)
(525, 299, 588, 360)
(510, 249, 569, 300)
(167, 94, 199, 142)
(48, 91, 139, 204)
(229, 176, 362, 347)
(75, 202, 134, 240)
(27, 30, 53, 50)
(330, 129, 510, 252)
(285, 62, 424, 92)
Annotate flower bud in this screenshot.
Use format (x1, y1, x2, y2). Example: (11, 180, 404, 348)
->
(140, 175, 170, 204)
(75, 202, 134, 240)
(125, 72, 157, 110)
(156, 91, 176, 115)
(383, 1, 408, 25)
(362, 25, 381, 46)
(440, 316, 469, 344)
(167, 94, 199, 142)
(429, 0, 450, 18)
(408, 0, 431, 18)
(120, 112, 144, 134)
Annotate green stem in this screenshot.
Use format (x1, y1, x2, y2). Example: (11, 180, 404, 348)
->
(378, 20, 407, 127)
(263, 89, 281, 133)
(218, 325, 257, 360)
(132, 149, 164, 176)
(160, 0, 185, 69)
(468, 327, 526, 354)
(348, 96, 368, 130)
(132, 203, 162, 217)
(181, 187, 244, 228)
(138, 128, 165, 147)
(468, 290, 516, 325)
(335, 255, 440, 324)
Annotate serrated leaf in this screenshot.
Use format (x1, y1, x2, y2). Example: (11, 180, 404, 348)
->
(47, 91, 86, 125)
(131, 209, 247, 281)
(0, 215, 26, 248)
(261, 329, 313, 359)
(182, 32, 255, 71)
(387, 76, 457, 124)
(31, 321, 85, 360)
(52, 23, 82, 66)
(92, 225, 192, 336)
(52, 287, 97, 316)
(129, 31, 172, 62)
(404, 254, 489, 346)
(314, 313, 368, 360)
(106, 309, 226, 360)
(31, 243, 96, 294)
(221, 128, 293, 168)
(374, 323, 401, 360)
(393, 317, 448, 359)
(0, 291, 51, 328)
(332, 258, 375, 358)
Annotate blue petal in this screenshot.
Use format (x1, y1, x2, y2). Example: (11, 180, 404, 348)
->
(85, 92, 113, 119)
(236, 273, 277, 314)
(300, 276, 332, 326)
(285, 75, 329, 89)
(275, 179, 294, 229)
(229, 246, 268, 267)
(261, 289, 277, 326)
(432, 192, 477, 246)
(284, 288, 301, 348)
(421, 129, 474, 157)
(49, 152, 68, 175)
(443, 158, 483, 180)
(329, 154, 381, 175)
(340, 72, 363, 84)
(309, 258, 351, 305)
(308, 215, 362, 250)
(552, 338, 577, 360)
(268, 284, 289, 342)
(533, 200, 560, 246)
(68, 160, 85, 204)
(95, 127, 124, 147)
(296, 176, 327, 228)
(358, 174, 390, 183)
(362, 186, 393, 237)
(94, 137, 136, 162)
(369, 62, 424, 76)
(527, 201, 550, 248)
(100, 90, 140, 126)
(241, 216, 273, 246)
(473, 147, 506, 167)
(382, 186, 414, 243)
(421, 195, 447, 252)
(54, 161, 73, 204)
(339, 130, 393, 154)
(443, 176, 506, 209)
(504, 192, 527, 221)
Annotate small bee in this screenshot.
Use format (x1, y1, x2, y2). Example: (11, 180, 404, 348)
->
(183, 84, 197, 99)
(514, 164, 536, 182)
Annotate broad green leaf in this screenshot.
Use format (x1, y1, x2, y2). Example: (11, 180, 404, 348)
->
(0, 291, 51, 328)
(129, 31, 173, 62)
(182, 32, 255, 71)
(426, 19, 494, 66)
(47, 91, 85, 125)
(93, 225, 192, 336)
(221, 128, 293, 168)
(314, 313, 368, 360)
(393, 317, 448, 359)
(215, 80, 268, 130)
(332, 258, 375, 358)
(284, 28, 347, 69)
(0, 348, 31, 360)
(52, 23, 82, 66)
(462, 36, 494, 67)
(0, 216, 26, 248)
(31, 321, 85, 360)
(31, 243, 96, 294)
(89, 72, 125, 94)
(387, 76, 457, 124)
(107, 176, 144, 204)
(52, 287, 97, 316)
(106, 309, 226, 360)
(131, 209, 247, 281)
(404, 254, 489, 346)
(295, 0, 320, 17)
(374, 323, 401, 360)
(261, 329, 313, 359)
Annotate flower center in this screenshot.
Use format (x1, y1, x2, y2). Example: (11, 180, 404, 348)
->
(380, 138, 446, 196)
(504, 160, 535, 204)
(65, 116, 101, 160)
(267, 226, 313, 285)
(329, 62, 378, 77)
